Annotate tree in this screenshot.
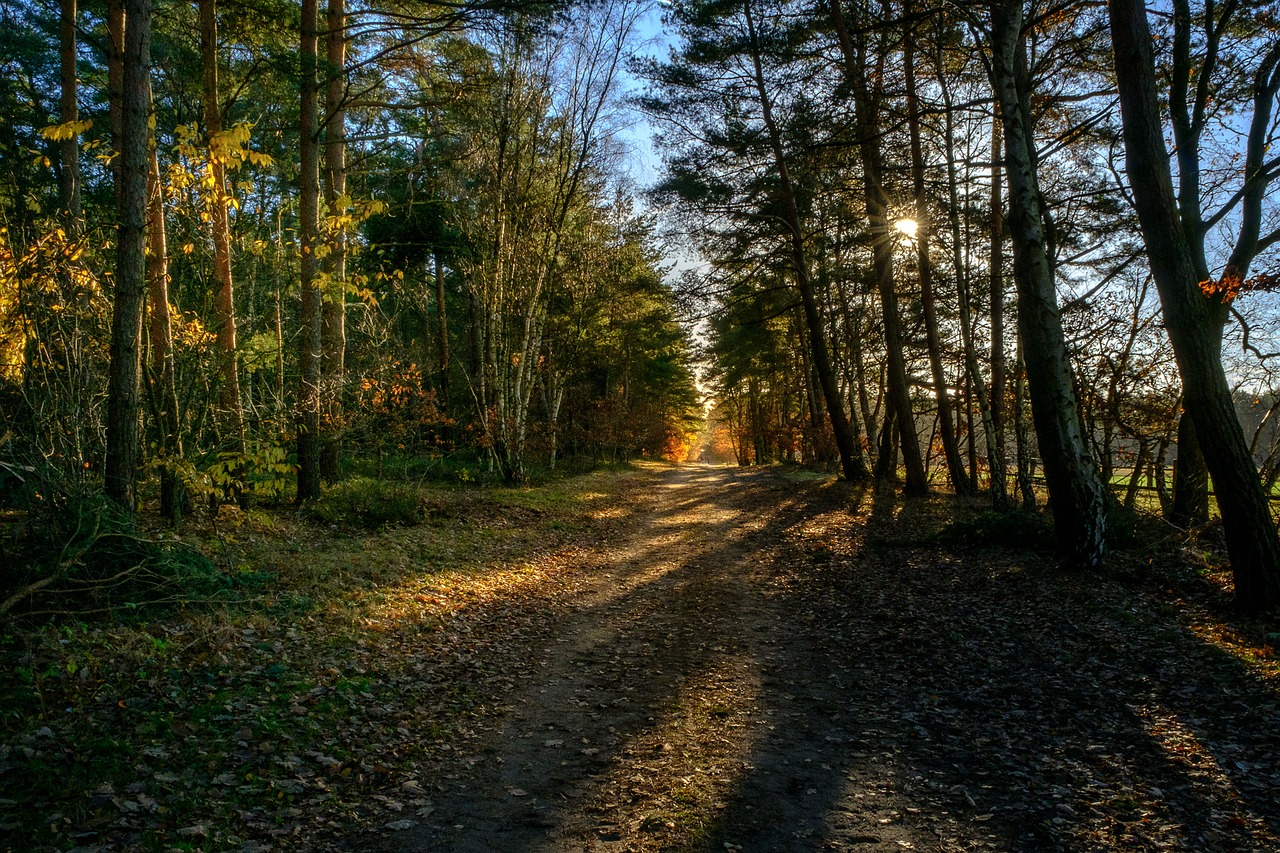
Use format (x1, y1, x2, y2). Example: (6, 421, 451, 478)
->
(320, 0, 347, 481)
(58, 0, 80, 232)
(1108, 0, 1280, 612)
(199, 0, 246, 463)
(983, 0, 1107, 567)
(644, 0, 870, 482)
(740, 0, 868, 482)
(297, 0, 322, 502)
(464, 1, 643, 484)
(146, 68, 182, 522)
(827, 0, 927, 493)
(104, 0, 151, 510)
(903, 8, 971, 495)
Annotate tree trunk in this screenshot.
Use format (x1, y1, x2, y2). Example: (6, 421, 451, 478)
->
(988, 112, 1010, 507)
(274, 212, 286, 409)
(434, 254, 450, 409)
(905, 20, 969, 496)
(938, 60, 1006, 507)
(832, 273, 874, 444)
(104, 0, 150, 511)
(198, 0, 245, 459)
(743, 0, 867, 482)
(59, 0, 80, 232)
(1110, 0, 1280, 612)
(107, 0, 123, 202)
(989, 114, 1006, 445)
(989, 0, 1107, 568)
(875, 402, 899, 481)
(1124, 438, 1149, 510)
(1169, 410, 1209, 527)
(1013, 341, 1036, 510)
(1154, 437, 1172, 515)
(829, 0, 926, 493)
(146, 74, 182, 523)
(296, 0, 322, 502)
(320, 0, 346, 482)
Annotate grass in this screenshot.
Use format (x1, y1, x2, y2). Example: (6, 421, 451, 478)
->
(0, 465, 633, 851)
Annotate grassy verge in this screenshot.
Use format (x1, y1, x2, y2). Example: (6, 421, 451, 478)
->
(0, 466, 635, 852)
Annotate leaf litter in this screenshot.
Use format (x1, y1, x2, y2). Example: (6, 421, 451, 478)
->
(2, 464, 1278, 851)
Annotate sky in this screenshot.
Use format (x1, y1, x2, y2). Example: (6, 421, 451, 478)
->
(614, 3, 672, 192)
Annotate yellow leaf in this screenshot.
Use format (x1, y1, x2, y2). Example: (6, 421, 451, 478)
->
(38, 119, 93, 141)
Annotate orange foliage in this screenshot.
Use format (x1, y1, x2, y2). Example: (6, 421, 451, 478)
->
(1198, 267, 1280, 303)
(354, 360, 450, 451)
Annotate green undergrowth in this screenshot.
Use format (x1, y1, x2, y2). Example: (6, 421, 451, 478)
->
(310, 477, 436, 529)
(0, 465, 634, 851)
(932, 502, 1160, 555)
(2, 485, 224, 620)
(933, 508, 1056, 551)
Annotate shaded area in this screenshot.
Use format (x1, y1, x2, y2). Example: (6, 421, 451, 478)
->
(376, 466, 1280, 852)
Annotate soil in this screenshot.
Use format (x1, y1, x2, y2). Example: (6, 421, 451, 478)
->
(354, 464, 1280, 852)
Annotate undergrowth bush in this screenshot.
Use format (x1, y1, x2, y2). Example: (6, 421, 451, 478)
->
(3, 480, 222, 618)
(934, 503, 1154, 554)
(1105, 503, 1148, 551)
(933, 509, 1054, 550)
(311, 477, 427, 528)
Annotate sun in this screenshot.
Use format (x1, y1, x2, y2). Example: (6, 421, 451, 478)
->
(894, 218, 918, 238)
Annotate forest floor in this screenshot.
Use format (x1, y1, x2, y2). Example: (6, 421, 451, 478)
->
(3, 463, 1280, 852)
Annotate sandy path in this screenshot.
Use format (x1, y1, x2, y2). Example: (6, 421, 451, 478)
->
(384, 464, 1280, 853)
(392, 466, 934, 851)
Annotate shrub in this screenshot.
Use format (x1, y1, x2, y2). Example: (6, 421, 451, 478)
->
(3, 481, 222, 618)
(933, 509, 1054, 550)
(311, 478, 427, 529)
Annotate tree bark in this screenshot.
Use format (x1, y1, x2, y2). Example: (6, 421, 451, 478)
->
(1169, 410, 1209, 527)
(875, 400, 899, 481)
(1109, 0, 1280, 612)
(320, 0, 347, 482)
(905, 19, 969, 496)
(104, 0, 150, 511)
(199, 0, 245, 460)
(989, 0, 1107, 567)
(1013, 340, 1036, 510)
(297, 0, 322, 502)
(1154, 437, 1172, 515)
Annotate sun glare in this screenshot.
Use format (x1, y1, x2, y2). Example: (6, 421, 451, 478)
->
(895, 218, 918, 238)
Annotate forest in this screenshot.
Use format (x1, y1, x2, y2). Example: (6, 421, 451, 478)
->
(1, 0, 1279, 848)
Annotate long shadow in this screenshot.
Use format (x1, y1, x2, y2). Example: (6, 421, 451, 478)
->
(376, 465, 826, 851)
(354, 465, 1280, 852)
(701, 484, 1280, 851)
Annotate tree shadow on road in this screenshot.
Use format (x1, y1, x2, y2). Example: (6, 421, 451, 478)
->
(700, 482, 1280, 852)
(368, 467, 1280, 852)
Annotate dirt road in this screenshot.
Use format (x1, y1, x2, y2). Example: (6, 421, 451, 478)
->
(382, 464, 1280, 852)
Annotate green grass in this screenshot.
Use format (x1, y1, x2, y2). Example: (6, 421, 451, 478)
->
(0, 465, 622, 850)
